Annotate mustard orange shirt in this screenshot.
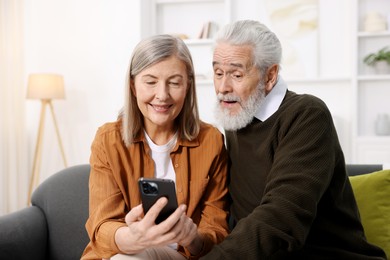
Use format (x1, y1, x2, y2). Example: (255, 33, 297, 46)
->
(81, 120, 229, 259)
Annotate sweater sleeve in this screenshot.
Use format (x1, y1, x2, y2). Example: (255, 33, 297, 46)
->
(201, 98, 341, 259)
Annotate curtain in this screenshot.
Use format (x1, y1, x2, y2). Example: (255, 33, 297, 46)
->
(0, 0, 29, 214)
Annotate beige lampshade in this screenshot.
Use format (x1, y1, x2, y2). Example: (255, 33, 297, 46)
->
(27, 73, 65, 100)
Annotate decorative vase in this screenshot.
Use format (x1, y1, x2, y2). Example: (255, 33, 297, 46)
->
(374, 61, 390, 74)
(375, 114, 390, 136)
(364, 11, 387, 32)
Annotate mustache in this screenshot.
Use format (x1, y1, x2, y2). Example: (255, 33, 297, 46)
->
(217, 93, 241, 102)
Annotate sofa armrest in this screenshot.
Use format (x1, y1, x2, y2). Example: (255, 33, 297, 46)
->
(0, 206, 47, 260)
(346, 164, 383, 176)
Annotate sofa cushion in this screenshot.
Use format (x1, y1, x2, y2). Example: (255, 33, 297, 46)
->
(349, 169, 390, 257)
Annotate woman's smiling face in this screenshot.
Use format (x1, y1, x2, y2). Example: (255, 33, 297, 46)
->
(133, 56, 188, 133)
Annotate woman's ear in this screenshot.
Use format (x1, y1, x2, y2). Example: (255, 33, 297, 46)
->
(130, 78, 136, 96)
(265, 64, 279, 94)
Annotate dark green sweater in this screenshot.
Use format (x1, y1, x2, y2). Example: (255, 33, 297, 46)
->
(202, 91, 386, 259)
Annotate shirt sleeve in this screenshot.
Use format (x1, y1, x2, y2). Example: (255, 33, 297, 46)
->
(183, 126, 230, 258)
(84, 127, 127, 258)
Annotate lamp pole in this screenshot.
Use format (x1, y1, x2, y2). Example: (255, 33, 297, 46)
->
(48, 100, 67, 167)
(27, 99, 67, 205)
(26, 73, 67, 205)
(27, 100, 48, 204)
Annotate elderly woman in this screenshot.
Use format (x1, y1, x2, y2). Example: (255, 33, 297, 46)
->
(81, 34, 229, 260)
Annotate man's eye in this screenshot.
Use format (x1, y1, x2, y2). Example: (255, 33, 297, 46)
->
(214, 71, 224, 77)
(232, 74, 242, 79)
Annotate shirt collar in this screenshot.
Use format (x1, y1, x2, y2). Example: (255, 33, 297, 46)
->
(133, 128, 199, 149)
(254, 76, 287, 122)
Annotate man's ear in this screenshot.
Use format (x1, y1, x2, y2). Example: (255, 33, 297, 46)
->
(265, 64, 279, 94)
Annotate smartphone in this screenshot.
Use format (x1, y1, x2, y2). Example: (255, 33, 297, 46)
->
(138, 177, 178, 224)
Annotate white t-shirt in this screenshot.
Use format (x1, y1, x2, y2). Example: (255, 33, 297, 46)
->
(144, 131, 178, 182)
(144, 131, 178, 250)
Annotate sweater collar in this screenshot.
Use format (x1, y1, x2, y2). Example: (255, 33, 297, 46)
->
(254, 76, 287, 122)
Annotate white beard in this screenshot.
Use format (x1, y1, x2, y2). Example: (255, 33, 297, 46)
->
(214, 82, 266, 131)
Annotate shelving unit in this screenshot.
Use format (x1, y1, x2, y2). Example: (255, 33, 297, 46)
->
(140, 0, 390, 162)
(144, 0, 231, 78)
(352, 0, 390, 163)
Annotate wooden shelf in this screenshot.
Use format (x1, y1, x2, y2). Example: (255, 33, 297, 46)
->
(357, 31, 390, 38)
(285, 77, 351, 84)
(156, 0, 225, 4)
(184, 38, 215, 45)
(357, 74, 390, 81)
(357, 136, 390, 141)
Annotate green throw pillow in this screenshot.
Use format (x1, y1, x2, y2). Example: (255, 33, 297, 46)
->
(349, 169, 390, 257)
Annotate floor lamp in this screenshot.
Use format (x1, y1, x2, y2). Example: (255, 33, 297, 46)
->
(26, 73, 68, 204)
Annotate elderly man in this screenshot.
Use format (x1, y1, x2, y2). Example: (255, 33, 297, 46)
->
(201, 20, 386, 260)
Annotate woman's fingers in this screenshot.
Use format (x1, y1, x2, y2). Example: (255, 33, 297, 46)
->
(170, 214, 197, 245)
(155, 204, 187, 232)
(123, 199, 191, 249)
(125, 204, 144, 225)
(142, 197, 168, 225)
(144, 204, 188, 245)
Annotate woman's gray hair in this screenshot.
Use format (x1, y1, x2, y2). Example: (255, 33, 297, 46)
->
(120, 34, 200, 146)
(214, 20, 282, 74)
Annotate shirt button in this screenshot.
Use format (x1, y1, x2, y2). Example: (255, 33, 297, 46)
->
(174, 164, 179, 168)
(177, 187, 182, 192)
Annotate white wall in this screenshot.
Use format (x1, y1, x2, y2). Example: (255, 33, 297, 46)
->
(24, 0, 141, 184)
(21, 0, 355, 206)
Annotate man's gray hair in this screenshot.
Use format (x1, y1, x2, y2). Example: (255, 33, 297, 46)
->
(214, 20, 282, 74)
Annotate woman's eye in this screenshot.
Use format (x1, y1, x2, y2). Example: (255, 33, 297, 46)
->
(146, 81, 156, 85)
(169, 82, 180, 88)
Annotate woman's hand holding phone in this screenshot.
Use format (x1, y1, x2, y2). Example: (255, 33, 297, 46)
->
(114, 198, 189, 255)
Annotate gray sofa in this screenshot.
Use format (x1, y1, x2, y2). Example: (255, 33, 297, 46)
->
(0, 164, 90, 260)
(0, 164, 383, 260)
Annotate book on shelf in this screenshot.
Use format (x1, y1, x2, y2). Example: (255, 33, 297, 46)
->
(198, 21, 219, 39)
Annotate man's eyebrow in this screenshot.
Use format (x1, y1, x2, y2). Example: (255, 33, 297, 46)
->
(212, 61, 245, 69)
(230, 63, 244, 68)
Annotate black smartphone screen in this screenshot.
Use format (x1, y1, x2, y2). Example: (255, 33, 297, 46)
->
(138, 178, 178, 224)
